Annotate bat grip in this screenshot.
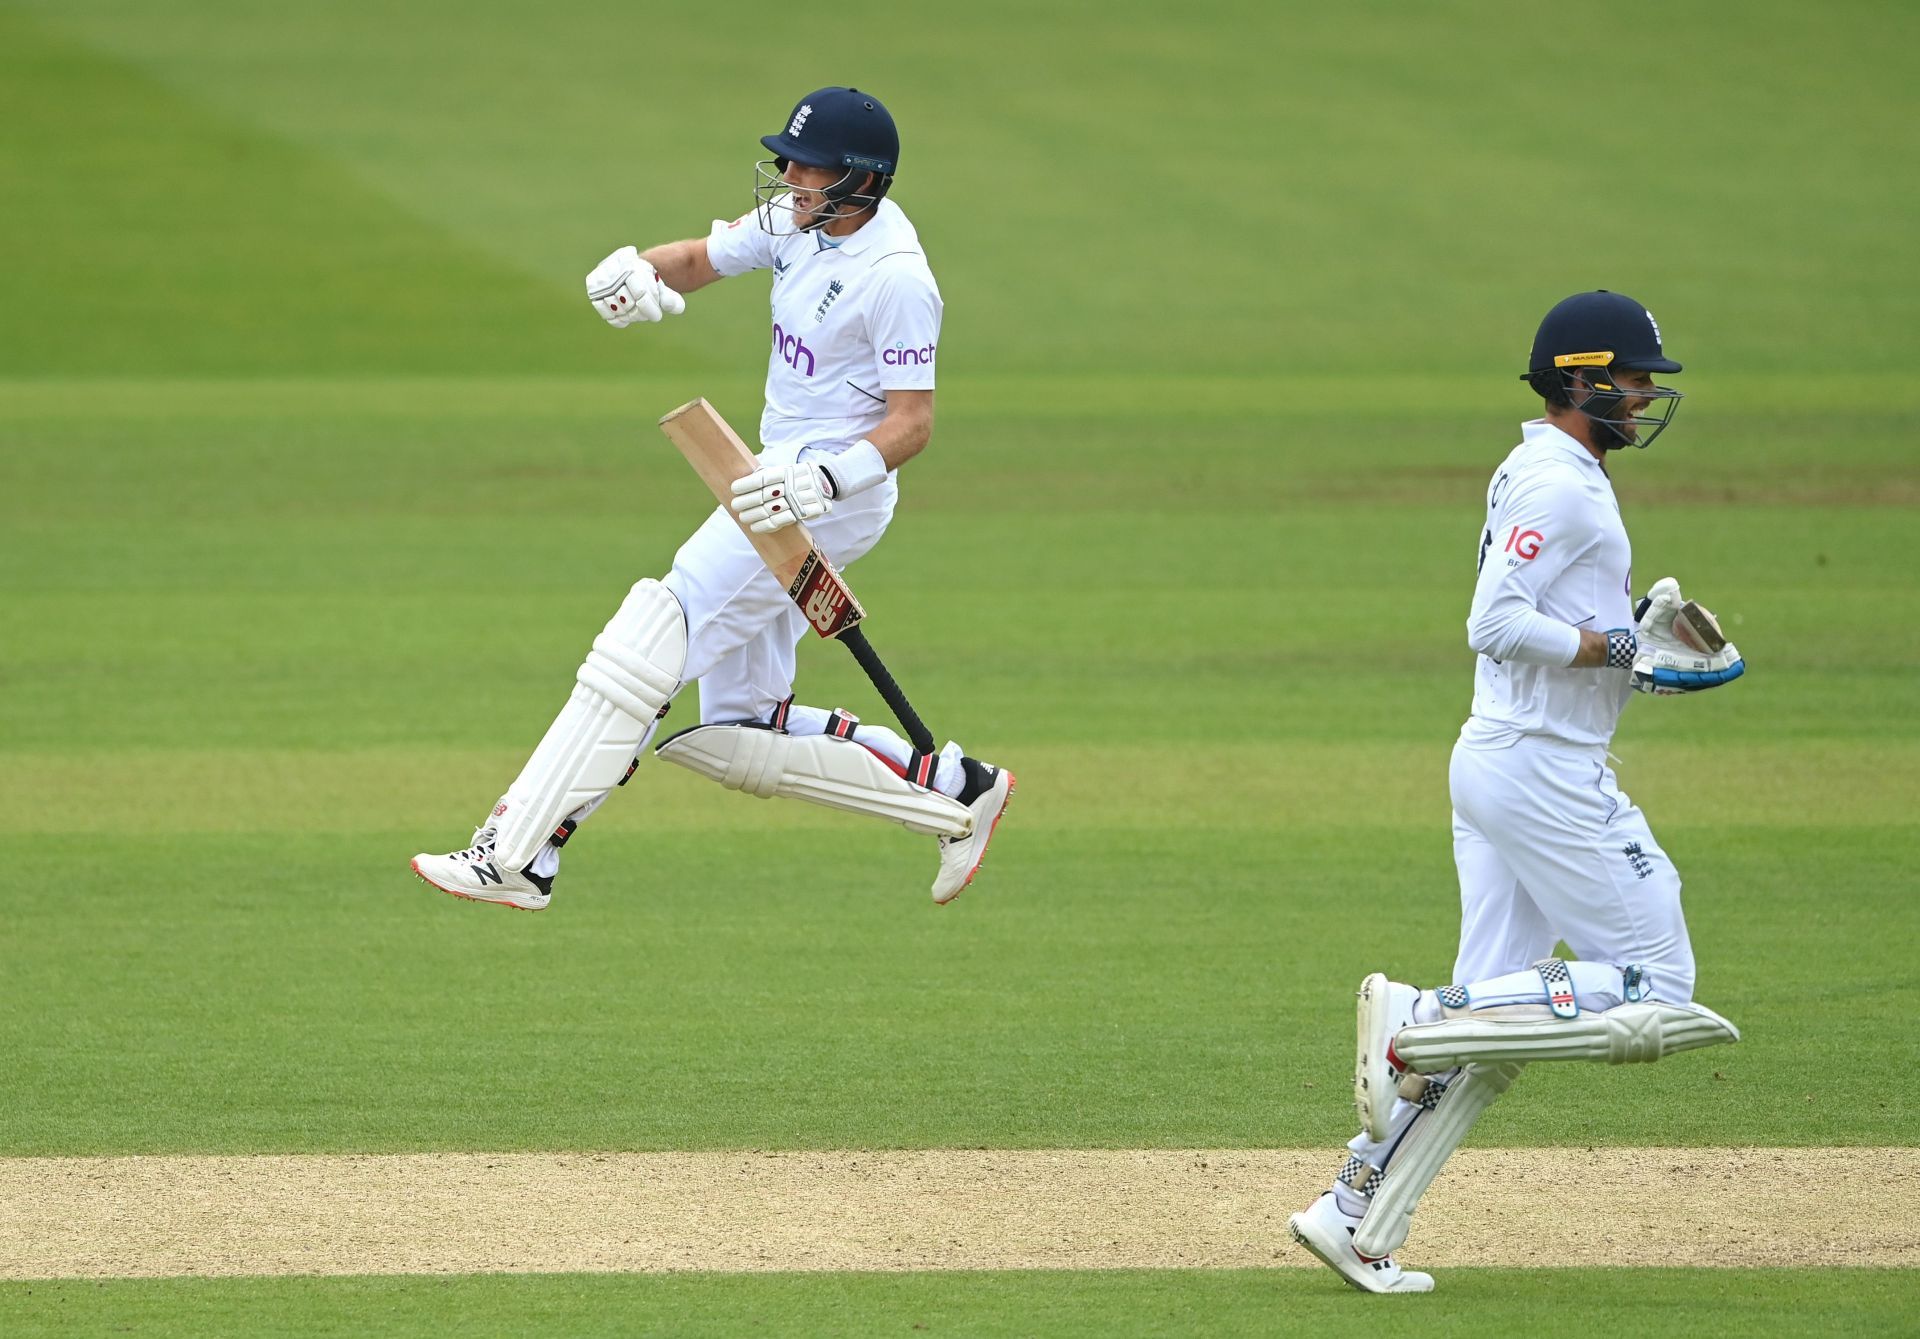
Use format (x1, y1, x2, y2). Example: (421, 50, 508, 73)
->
(837, 626, 937, 755)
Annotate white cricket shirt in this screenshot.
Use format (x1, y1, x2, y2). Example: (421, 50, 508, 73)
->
(705, 197, 942, 456)
(1459, 419, 1636, 750)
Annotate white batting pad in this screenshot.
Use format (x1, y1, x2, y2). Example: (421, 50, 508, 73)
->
(492, 580, 686, 869)
(656, 724, 973, 838)
(1352, 1061, 1522, 1258)
(1393, 1000, 1740, 1072)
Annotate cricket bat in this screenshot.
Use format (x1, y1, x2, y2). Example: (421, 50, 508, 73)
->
(658, 397, 935, 753)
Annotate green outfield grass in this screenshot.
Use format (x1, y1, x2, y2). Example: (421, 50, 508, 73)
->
(2, 0, 1916, 1329)
(1, 369, 1913, 1155)
(7, 1270, 1918, 1339)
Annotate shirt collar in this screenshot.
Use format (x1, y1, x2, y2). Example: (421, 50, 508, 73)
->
(815, 202, 887, 256)
(1522, 418, 1604, 468)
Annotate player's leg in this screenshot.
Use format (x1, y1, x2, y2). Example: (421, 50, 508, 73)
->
(1449, 770, 1560, 986)
(1344, 951, 1706, 1259)
(1552, 766, 1697, 1001)
(407, 497, 788, 910)
(1343, 757, 1550, 1199)
(1454, 744, 1697, 1001)
(1290, 748, 1549, 1293)
(1337, 743, 1733, 1260)
(410, 578, 686, 909)
(657, 492, 1014, 901)
(658, 688, 1013, 903)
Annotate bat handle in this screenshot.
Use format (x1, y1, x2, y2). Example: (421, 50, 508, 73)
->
(837, 626, 938, 756)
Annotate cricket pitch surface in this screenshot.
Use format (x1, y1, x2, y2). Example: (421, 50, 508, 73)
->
(2, 1148, 1910, 1277)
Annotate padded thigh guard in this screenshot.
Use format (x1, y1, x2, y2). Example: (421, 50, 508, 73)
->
(655, 724, 973, 838)
(1393, 1000, 1739, 1072)
(492, 580, 686, 869)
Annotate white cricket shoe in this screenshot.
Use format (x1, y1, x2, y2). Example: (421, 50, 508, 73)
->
(930, 760, 1015, 904)
(1288, 1192, 1434, 1294)
(1355, 972, 1420, 1142)
(411, 827, 553, 911)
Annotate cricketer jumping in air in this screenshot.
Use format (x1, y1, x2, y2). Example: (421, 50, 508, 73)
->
(411, 86, 1014, 911)
(1289, 292, 1748, 1293)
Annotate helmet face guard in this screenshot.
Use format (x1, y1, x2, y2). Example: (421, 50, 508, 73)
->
(753, 157, 890, 236)
(1550, 351, 1684, 451)
(753, 87, 898, 236)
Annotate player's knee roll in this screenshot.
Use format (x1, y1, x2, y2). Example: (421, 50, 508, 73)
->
(576, 580, 687, 719)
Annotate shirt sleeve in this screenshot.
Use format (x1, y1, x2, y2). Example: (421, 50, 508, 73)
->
(704, 210, 777, 278)
(865, 260, 942, 390)
(1464, 471, 1599, 666)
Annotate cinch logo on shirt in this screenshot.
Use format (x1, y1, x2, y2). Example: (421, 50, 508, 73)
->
(882, 340, 936, 367)
(772, 323, 816, 376)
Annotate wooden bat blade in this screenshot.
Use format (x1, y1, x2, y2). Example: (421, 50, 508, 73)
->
(658, 397, 865, 638)
(1673, 599, 1728, 653)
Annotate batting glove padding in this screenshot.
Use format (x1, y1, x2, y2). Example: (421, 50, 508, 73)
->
(585, 246, 686, 327)
(1631, 640, 1744, 694)
(731, 461, 835, 534)
(1630, 575, 1744, 694)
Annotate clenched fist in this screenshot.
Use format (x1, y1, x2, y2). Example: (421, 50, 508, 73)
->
(585, 246, 686, 327)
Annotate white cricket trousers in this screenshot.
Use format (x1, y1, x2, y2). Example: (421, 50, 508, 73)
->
(523, 449, 908, 877)
(663, 444, 897, 724)
(1449, 735, 1697, 1003)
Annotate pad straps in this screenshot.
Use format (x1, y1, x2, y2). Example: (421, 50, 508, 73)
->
(1536, 957, 1579, 1019)
(906, 749, 937, 790)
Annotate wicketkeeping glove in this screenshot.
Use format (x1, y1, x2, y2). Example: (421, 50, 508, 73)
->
(1629, 576, 1745, 695)
(730, 461, 835, 534)
(585, 246, 686, 327)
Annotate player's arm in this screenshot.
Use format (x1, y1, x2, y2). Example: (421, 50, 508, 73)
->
(856, 389, 934, 471)
(1465, 473, 1599, 667)
(1566, 627, 1615, 667)
(850, 263, 941, 474)
(589, 211, 776, 327)
(641, 238, 723, 295)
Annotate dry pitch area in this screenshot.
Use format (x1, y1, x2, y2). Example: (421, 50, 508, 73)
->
(3, 1148, 1911, 1278)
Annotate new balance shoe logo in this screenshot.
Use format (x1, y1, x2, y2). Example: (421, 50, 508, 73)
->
(473, 863, 504, 887)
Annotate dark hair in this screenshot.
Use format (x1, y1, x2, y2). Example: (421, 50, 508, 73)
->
(1529, 367, 1581, 410)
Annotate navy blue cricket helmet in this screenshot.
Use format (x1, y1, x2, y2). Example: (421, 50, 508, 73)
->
(1526, 290, 1681, 377)
(753, 87, 899, 233)
(1524, 290, 1684, 449)
(761, 87, 898, 180)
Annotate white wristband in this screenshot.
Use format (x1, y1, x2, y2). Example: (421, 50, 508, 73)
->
(821, 439, 889, 499)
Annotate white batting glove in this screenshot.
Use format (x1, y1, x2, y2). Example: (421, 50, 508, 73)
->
(1630, 576, 1745, 694)
(1634, 576, 1686, 643)
(585, 245, 686, 327)
(731, 461, 835, 534)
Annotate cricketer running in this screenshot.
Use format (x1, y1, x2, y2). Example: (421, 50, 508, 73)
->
(411, 86, 1014, 911)
(1289, 291, 1747, 1293)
